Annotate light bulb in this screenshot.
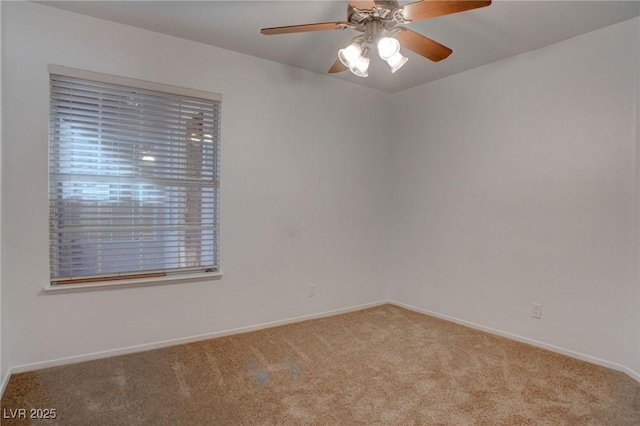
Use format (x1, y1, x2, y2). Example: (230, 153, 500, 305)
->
(338, 43, 362, 68)
(350, 55, 370, 78)
(377, 37, 400, 60)
(386, 52, 408, 73)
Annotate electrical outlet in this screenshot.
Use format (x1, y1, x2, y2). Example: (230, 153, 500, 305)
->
(532, 303, 542, 319)
(308, 284, 316, 298)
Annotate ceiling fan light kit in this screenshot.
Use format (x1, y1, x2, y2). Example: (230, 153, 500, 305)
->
(336, 20, 407, 77)
(261, 0, 492, 77)
(338, 36, 372, 77)
(338, 36, 377, 77)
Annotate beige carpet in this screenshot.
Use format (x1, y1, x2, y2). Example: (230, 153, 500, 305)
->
(2, 304, 639, 425)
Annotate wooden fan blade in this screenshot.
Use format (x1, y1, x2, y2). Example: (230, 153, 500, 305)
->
(399, 1, 491, 22)
(328, 58, 348, 74)
(349, 0, 376, 10)
(261, 22, 350, 35)
(396, 29, 452, 62)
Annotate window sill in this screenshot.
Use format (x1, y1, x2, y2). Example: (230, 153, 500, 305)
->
(43, 270, 223, 293)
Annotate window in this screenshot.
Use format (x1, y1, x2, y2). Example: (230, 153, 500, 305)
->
(48, 66, 221, 286)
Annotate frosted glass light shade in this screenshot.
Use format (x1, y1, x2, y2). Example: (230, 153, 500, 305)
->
(338, 43, 362, 68)
(350, 55, 370, 77)
(377, 37, 400, 60)
(386, 52, 408, 73)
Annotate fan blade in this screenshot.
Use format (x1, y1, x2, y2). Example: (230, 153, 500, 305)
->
(399, 1, 491, 22)
(261, 22, 350, 35)
(328, 59, 348, 74)
(396, 29, 452, 62)
(349, 0, 376, 10)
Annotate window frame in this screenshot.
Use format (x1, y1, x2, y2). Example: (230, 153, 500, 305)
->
(46, 65, 223, 291)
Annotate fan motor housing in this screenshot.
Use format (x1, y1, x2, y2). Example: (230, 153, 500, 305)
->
(347, 0, 400, 28)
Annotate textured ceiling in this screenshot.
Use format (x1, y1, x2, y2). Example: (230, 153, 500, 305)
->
(39, 1, 640, 93)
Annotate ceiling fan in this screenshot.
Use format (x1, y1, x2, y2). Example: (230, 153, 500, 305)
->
(261, 0, 492, 77)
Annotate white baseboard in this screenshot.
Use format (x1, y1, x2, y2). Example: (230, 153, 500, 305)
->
(3, 298, 639, 400)
(6, 301, 387, 378)
(1, 368, 12, 399)
(390, 300, 640, 383)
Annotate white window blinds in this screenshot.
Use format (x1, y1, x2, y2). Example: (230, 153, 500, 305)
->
(49, 67, 221, 285)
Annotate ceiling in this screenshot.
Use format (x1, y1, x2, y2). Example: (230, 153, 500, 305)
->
(38, 1, 640, 93)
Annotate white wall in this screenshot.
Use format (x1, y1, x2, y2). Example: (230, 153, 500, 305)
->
(389, 17, 640, 374)
(1, 2, 391, 370)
